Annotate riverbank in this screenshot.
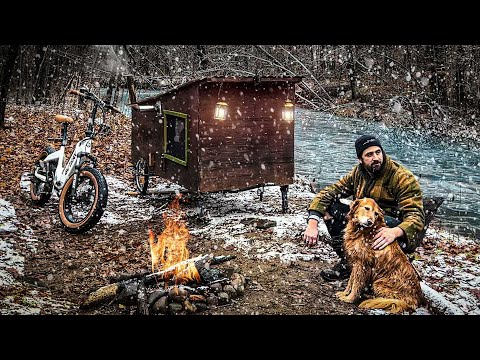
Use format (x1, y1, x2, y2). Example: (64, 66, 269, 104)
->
(328, 99, 480, 146)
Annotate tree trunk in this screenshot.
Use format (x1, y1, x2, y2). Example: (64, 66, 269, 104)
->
(32, 45, 48, 104)
(429, 45, 448, 106)
(15, 47, 23, 105)
(196, 45, 211, 70)
(112, 71, 123, 106)
(104, 72, 116, 104)
(126, 75, 137, 104)
(454, 45, 466, 111)
(348, 45, 358, 101)
(0, 45, 19, 128)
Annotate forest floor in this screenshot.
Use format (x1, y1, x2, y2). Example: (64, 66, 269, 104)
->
(1, 104, 479, 317)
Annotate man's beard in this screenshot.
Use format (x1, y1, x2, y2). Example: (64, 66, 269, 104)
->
(366, 160, 382, 173)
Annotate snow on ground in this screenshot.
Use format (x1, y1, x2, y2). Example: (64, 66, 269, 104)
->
(412, 227, 480, 315)
(100, 175, 154, 225)
(4, 173, 480, 315)
(0, 196, 74, 314)
(188, 184, 336, 265)
(0, 199, 21, 287)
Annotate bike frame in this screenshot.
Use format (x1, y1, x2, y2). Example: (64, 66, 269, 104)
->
(34, 137, 92, 193)
(32, 88, 119, 198)
(33, 104, 99, 196)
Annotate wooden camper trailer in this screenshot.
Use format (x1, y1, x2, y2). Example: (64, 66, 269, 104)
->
(130, 76, 302, 211)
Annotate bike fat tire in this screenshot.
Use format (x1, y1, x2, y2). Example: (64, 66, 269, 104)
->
(30, 146, 55, 205)
(134, 158, 149, 195)
(58, 167, 108, 234)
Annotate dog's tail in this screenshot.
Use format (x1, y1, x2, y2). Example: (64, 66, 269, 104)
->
(359, 298, 412, 314)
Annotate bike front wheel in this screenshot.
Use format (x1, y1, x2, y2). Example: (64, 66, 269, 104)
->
(58, 167, 108, 234)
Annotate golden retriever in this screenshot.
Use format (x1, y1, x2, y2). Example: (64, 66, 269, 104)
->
(335, 197, 424, 313)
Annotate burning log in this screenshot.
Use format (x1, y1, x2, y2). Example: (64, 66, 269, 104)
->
(144, 254, 236, 285)
(80, 254, 237, 310)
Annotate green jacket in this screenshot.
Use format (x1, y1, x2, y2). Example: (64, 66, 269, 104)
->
(309, 154, 425, 252)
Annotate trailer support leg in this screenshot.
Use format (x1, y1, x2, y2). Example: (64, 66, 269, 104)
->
(257, 186, 265, 201)
(280, 185, 288, 213)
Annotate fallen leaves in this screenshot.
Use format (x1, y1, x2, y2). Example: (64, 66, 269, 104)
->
(0, 104, 132, 201)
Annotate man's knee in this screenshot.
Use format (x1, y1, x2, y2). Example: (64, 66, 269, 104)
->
(403, 230, 427, 254)
(324, 200, 350, 238)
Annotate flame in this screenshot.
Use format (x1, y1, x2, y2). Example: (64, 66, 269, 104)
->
(148, 194, 200, 284)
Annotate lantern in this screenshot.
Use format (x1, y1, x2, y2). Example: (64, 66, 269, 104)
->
(282, 99, 294, 121)
(214, 101, 228, 120)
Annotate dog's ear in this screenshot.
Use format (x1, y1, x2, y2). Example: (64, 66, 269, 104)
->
(347, 199, 361, 220)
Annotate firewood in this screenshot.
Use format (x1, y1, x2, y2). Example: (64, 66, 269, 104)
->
(144, 254, 232, 285)
(80, 283, 121, 309)
(109, 270, 150, 284)
(80, 254, 235, 309)
(210, 255, 236, 265)
(144, 255, 207, 285)
(81, 278, 138, 309)
(136, 280, 149, 315)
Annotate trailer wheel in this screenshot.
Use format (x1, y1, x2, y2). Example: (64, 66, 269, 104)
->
(134, 158, 150, 195)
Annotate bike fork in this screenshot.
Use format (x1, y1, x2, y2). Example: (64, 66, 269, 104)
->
(70, 154, 94, 199)
(71, 170, 81, 199)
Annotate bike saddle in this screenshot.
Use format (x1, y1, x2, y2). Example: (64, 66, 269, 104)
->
(54, 115, 74, 124)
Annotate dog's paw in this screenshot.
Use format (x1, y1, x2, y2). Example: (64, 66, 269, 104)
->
(336, 291, 356, 303)
(335, 290, 347, 299)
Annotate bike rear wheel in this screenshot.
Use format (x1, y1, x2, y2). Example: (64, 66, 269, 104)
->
(30, 146, 55, 205)
(134, 158, 149, 195)
(58, 167, 108, 233)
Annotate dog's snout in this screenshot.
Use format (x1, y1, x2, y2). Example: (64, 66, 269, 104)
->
(366, 219, 373, 226)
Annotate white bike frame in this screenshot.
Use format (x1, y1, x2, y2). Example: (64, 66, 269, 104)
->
(34, 137, 92, 193)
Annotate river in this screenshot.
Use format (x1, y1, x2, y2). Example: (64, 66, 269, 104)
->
(294, 108, 480, 241)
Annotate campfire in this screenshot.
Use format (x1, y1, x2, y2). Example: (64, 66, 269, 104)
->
(147, 195, 201, 285)
(81, 194, 246, 315)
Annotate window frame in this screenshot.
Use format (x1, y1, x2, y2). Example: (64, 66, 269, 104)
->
(163, 110, 189, 166)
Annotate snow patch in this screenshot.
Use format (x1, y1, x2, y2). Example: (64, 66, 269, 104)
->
(0, 198, 18, 234)
(420, 282, 464, 315)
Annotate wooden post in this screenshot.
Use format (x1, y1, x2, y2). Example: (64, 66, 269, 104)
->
(126, 75, 137, 105)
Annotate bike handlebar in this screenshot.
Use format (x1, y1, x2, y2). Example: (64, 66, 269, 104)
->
(68, 89, 122, 114)
(105, 104, 122, 114)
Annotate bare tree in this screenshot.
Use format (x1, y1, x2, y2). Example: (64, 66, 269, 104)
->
(0, 45, 19, 128)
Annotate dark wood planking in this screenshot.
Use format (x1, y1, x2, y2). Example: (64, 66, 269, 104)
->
(131, 77, 301, 193)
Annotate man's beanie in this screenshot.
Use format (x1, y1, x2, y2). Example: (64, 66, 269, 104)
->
(355, 135, 383, 158)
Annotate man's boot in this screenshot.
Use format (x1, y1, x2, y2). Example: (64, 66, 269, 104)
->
(320, 257, 350, 281)
(320, 235, 351, 281)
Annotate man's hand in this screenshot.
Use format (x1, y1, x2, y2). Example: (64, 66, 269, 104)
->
(323, 211, 333, 221)
(372, 226, 404, 250)
(303, 219, 319, 247)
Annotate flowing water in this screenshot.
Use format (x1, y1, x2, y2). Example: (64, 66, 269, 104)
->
(294, 108, 480, 241)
